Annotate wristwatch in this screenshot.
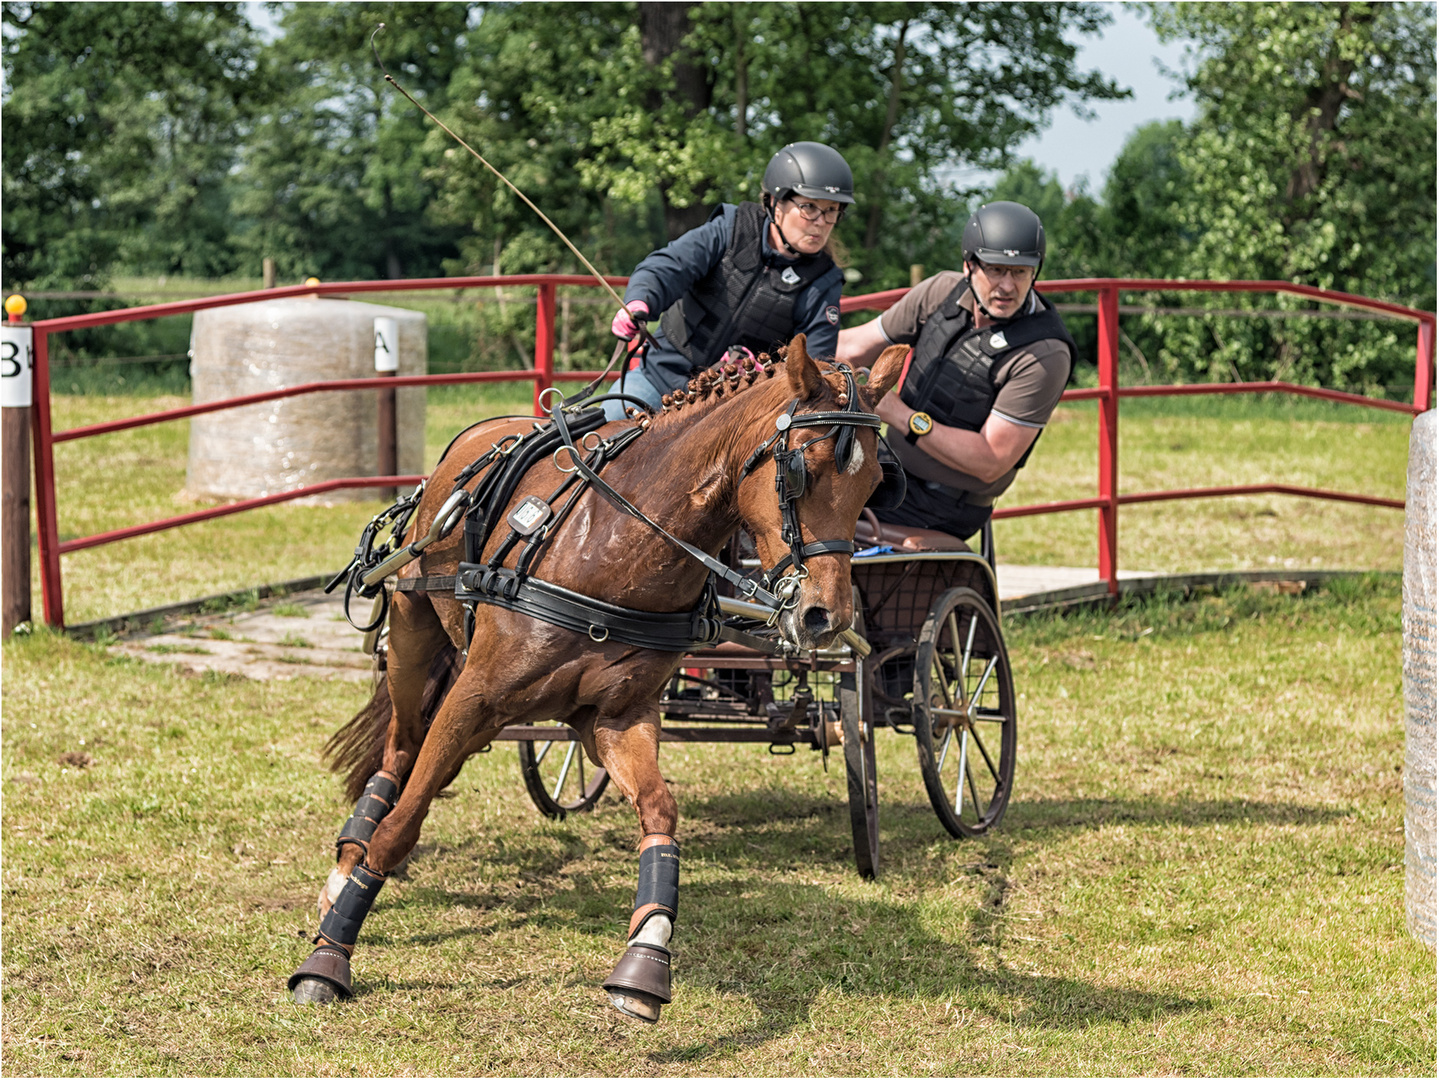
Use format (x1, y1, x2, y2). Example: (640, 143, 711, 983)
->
(905, 410, 934, 445)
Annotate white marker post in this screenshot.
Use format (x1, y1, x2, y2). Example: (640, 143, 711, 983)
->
(374, 317, 399, 501)
(2, 314, 34, 634)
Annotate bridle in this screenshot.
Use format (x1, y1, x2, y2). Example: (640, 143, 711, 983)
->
(736, 365, 879, 614)
(550, 363, 880, 622)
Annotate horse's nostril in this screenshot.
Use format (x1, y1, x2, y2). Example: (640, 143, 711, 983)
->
(803, 607, 833, 634)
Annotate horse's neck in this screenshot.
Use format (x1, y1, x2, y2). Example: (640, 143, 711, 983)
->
(603, 389, 780, 551)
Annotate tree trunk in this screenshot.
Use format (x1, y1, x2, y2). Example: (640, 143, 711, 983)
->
(640, 2, 713, 239)
(864, 20, 909, 251)
(1283, 3, 1370, 214)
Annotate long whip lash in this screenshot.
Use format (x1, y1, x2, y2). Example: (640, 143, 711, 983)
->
(370, 23, 645, 346)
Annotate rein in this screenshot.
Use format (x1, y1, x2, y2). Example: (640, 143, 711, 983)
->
(547, 363, 880, 621)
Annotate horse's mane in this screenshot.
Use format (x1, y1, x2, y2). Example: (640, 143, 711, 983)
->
(627, 350, 846, 434)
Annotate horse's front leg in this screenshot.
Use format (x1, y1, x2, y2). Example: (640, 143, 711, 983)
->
(290, 659, 491, 1004)
(594, 714, 681, 1023)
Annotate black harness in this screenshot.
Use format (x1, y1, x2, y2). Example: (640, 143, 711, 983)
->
(332, 367, 880, 655)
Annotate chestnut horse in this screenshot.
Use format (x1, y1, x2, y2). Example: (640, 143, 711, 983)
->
(289, 336, 907, 1022)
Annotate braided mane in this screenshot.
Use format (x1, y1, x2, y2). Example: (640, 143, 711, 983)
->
(626, 348, 852, 433)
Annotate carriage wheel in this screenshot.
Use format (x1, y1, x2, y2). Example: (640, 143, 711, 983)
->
(913, 587, 1016, 838)
(517, 724, 610, 820)
(840, 588, 878, 877)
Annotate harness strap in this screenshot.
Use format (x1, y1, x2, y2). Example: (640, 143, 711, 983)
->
(547, 397, 788, 610)
(455, 566, 724, 652)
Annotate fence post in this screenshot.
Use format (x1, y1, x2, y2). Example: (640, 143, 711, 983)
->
(533, 281, 556, 416)
(374, 316, 399, 502)
(1096, 285, 1120, 595)
(1416, 318, 1435, 414)
(2, 297, 33, 635)
(29, 328, 63, 627)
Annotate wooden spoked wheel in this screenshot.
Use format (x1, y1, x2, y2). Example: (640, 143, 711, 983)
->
(518, 724, 610, 819)
(841, 587, 878, 877)
(913, 588, 1016, 838)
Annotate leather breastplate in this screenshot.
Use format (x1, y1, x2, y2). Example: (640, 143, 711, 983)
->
(659, 202, 836, 372)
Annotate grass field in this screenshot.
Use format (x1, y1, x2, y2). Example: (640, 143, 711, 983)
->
(1, 578, 1430, 1076)
(30, 384, 1413, 626)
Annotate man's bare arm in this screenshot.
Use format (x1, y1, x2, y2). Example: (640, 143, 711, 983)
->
(875, 393, 1039, 484)
(835, 317, 892, 368)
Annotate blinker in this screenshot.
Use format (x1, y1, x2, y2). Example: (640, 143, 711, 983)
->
(777, 450, 807, 501)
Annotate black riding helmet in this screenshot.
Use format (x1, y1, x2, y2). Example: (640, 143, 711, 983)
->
(961, 200, 1046, 273)
(762, 142, 856, 206)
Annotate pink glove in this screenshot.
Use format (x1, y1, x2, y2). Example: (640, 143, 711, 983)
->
(611, 300, 649, 340)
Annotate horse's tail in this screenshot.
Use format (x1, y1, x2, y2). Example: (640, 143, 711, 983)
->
(323, 644, 463, 802)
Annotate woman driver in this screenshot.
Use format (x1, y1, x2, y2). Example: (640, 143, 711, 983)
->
(605, 142, 853, 420)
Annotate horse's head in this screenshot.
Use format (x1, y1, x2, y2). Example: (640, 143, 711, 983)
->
(735, 334, 907, 651)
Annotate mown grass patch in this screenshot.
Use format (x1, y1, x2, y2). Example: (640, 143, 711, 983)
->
(2, 579, 1429, 1075)
(996, 397, 1408, 572)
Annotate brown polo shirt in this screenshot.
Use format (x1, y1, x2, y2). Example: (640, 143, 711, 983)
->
(876, 271, 1071, 498)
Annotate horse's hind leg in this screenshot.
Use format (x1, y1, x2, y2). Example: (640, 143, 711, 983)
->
(291, 591, 452, 1004)
(593, 716, 681, 1024)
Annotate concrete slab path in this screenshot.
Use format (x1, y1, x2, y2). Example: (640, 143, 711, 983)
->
(106, 564, 1158, 683)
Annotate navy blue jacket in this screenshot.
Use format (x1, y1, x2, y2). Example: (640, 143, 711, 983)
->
(623, 204, 845, 394)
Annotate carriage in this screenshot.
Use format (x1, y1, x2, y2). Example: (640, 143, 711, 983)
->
(497, 513, 1015, 878)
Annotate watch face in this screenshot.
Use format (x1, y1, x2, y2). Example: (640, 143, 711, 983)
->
(909, 411, 933, 436)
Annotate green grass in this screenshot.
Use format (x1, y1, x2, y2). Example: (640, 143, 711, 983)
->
(2, 579, 1429, 1075)
(995, 397, 1408, 572)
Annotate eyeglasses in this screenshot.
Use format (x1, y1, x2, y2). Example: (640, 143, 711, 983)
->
(973, 259, 1036, 282)
(786, 199, 846, 224)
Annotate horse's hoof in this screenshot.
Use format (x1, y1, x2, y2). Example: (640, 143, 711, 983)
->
(288, 946, 353, 1002)
(607, 990, 662, 1024)
(602, 942, 671, 1024)
(291, 977, 339, 1005)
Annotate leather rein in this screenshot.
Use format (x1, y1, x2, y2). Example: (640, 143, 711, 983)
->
(545, 363, 880, 619)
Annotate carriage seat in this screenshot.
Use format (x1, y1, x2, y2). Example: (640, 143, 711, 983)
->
(854, 512, 970, 553)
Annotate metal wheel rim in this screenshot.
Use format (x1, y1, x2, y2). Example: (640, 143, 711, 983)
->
(518, 723, 610, 818)
(914, 588, 1015, 838)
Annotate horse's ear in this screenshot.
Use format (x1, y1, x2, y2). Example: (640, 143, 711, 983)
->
(863, 344, 909, 406)
(783, 334, 822, 399)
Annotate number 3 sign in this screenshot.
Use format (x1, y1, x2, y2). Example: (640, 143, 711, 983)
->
(0, 325, 34, 408)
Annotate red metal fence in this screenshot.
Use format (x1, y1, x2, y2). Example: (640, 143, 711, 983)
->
(10, 275, 1434, 628)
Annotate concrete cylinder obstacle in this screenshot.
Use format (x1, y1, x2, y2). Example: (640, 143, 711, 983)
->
(186, 297, 426, 504)
(1404, 408, 1435, 947)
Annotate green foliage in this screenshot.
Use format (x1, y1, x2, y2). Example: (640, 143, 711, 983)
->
(232, 2, 472, 281)
(1135, 1, 1434, 393)
(982, 3, 1435, 395)
(1, 1, 263, 286)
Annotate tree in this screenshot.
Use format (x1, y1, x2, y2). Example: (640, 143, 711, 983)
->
(429, 2, 1128, 292)
(1, 1, 262, 287)
(233, 2, 471, 282)
(1142, 1, 1436, 392)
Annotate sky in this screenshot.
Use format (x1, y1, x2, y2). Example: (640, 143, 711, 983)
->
(1000, 3, 1197, 193)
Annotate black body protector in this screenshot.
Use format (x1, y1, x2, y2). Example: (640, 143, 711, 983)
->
(899, 281, 1077, 470)
(659, 202, 837, 373)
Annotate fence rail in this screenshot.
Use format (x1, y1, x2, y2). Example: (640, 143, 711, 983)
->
(7, 274, 1433, 628)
